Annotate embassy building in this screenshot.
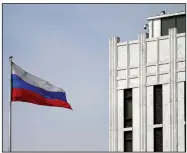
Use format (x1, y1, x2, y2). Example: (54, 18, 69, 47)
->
(109, 11, 186, 152)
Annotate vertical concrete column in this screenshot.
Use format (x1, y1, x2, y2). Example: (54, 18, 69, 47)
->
(109, 37, 120, 151)
(163, 83, 171, 151)
(118, 89, 124, 152)
(138, 33, 147, 151)
(169, 28, 178, 151)
(146, 86, 154, 151)
(177, 82, 185, 151)
(132, 87, 140, 151)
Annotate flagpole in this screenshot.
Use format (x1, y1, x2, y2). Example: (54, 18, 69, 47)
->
(9, 56, 13, 152)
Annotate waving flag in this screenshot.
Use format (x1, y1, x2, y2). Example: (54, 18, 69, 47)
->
(11, 62, 72, 110)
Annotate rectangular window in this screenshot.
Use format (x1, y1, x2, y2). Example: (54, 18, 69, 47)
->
(154, 85, 163, 124)
(161, 15, 186, 36)
(161, 16, 175, 36)
(176, 15, 186, 34)
(124, 89, 132, 128)
(154, 127, 163, 152)
(124, 131, 132, 152)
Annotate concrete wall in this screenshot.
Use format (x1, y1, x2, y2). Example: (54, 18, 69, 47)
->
(109, 28, 186, 151)
(148, 19, 161, 38)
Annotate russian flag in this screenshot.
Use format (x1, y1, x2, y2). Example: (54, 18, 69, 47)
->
(11, 62, 72, 110)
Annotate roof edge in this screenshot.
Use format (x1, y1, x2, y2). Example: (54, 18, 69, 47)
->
(147, 11, 186, 20)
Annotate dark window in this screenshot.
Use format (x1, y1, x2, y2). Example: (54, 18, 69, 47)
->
(176, 15, 186, 34)
(161, 14, 186, 36)
(154, 128, 163, 152)
(154, 85, 163, 124)
(124, 89, 132, 128)
(124, 131, 132, 152)
(161, 16, 175, 36)
(184, 81, 186, 122)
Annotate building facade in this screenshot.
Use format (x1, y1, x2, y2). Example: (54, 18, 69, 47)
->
(109, 11, 186, 152)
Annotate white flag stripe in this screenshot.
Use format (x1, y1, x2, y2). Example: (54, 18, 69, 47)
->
(12, 62, 65, 92)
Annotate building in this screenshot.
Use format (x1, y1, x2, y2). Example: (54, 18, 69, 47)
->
(109, 11, 186, 152)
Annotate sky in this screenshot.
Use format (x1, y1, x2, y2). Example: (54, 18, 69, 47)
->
(3, 3, 185, 151)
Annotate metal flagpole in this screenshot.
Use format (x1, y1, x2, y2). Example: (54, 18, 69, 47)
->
(9, 56, 13, 152)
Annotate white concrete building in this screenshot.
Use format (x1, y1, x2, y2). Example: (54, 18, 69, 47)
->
(109, 11, 186, 152)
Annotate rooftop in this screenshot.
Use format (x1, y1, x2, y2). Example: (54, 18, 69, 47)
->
(147, 11, 186, 20)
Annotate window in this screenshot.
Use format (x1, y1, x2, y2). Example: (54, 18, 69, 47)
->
(124, 131, 132, 152)
(154, 127, 163, 152)
(161, 16, 175, 36)
(124, 89, 132, 128)
(123, 89, 133, 152)
(154, 85, 163, 124)
(176, 15, 186, 34)
(161, 14, 186, 36)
